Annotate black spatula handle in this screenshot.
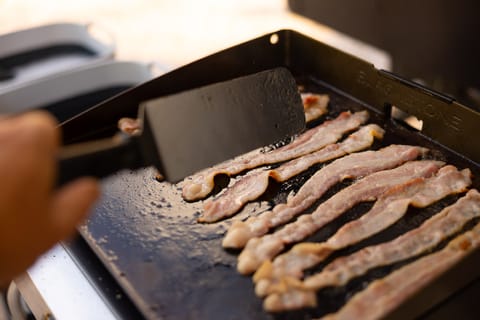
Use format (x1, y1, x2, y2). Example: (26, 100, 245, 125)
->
(58, 134, 145, 186)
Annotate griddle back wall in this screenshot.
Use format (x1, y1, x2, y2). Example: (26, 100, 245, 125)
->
(60, 34, 288, 144)
(287, 30, 480, 164)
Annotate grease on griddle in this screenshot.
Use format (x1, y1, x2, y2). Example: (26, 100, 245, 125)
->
(261, 135, 296, 153)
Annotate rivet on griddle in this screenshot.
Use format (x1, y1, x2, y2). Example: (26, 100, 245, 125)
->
(270, 33, 279, 44)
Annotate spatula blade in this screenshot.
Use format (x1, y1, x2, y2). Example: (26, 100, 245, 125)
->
(139, 67, 305, 182)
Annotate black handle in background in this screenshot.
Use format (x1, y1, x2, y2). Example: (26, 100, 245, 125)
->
(57, 134, 146, 186)
(0, 66, 14, 81)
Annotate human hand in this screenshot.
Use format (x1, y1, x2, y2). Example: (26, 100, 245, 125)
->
(0, 111, 99, 287)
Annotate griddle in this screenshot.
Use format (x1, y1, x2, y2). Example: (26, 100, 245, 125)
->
(61, 30, 480, 320)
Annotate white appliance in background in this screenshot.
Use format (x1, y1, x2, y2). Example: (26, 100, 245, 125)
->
(0, 23, 115, 93)
(0, 60, 153, 117)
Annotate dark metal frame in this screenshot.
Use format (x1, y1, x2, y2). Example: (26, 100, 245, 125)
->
(62, 29, 480, 165)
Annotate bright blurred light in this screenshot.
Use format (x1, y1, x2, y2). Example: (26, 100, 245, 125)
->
(0, 0, 390, 70)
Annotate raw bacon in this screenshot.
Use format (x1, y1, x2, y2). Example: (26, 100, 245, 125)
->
(118, 117, 141, 135)
(254, 166, 471, 297)
(236, 160, 444, 275)
(263, 190, 480, 313)
(223, 143, 425, 247)
(181, 111, 369, 201)
(200, 124, 384, 223)
(302, 93, 329, 123)
(305, 188, 480, 289)
(321, 216, 480, 320)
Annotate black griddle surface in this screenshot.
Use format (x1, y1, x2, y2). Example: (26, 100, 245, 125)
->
(79, 78, 480, 320)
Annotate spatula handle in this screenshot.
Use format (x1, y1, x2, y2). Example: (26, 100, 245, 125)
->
(58, 134, 145, 186)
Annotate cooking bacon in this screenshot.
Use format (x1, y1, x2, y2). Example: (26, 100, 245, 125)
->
(118, 117, 142, 135)
(304, 188, 480, 288)
(262, 189, 480, 313)
(236, 160, 444, 275)
(181, 111, 369, 201)
(328, 166, 471, 249)
(254, 165, 471, 297)
(223, 143, 425, 248)
(200, 124, 384, 223)
(321, 216, 480, 320)
(302, 93, 329, 123)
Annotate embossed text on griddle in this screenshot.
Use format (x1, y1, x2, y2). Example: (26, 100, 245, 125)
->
(355, 70, 393, 97)
(356, 70, 463, 133)
(399, 93, 463, 133)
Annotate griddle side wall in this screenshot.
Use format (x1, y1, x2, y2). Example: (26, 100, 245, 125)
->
(287, 30, 480, 164)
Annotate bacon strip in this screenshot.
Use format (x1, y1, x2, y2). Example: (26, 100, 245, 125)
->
(254, 165, 471, 297)
(236, 160, 444, 275)
(181, 111, 369, 201)
(302, 93, 329, 123)
(304, 188, 480, 288)
(262, 190, 480, 313)
(321, 214, 480, 320)
(118, 117, 142, 135)
(200, 124, 384, 223)
(223, 143, 425, 248)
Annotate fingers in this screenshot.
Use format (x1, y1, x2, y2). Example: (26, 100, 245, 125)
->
(0, 112, 102, 285)
(0, 111, 58, 145)
(0, 112, 57, 218)
(47, 177, 100, 242)
(0, 112, 62, 281)
(0, 111, 59, 200)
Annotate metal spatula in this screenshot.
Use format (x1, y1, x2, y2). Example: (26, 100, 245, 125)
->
(58, 67, 305, 184)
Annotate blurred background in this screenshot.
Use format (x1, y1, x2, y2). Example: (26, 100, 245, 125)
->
(289, 0, 480, 110)
(2, 0, 478, 109)
(0, 0, 391, 71)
